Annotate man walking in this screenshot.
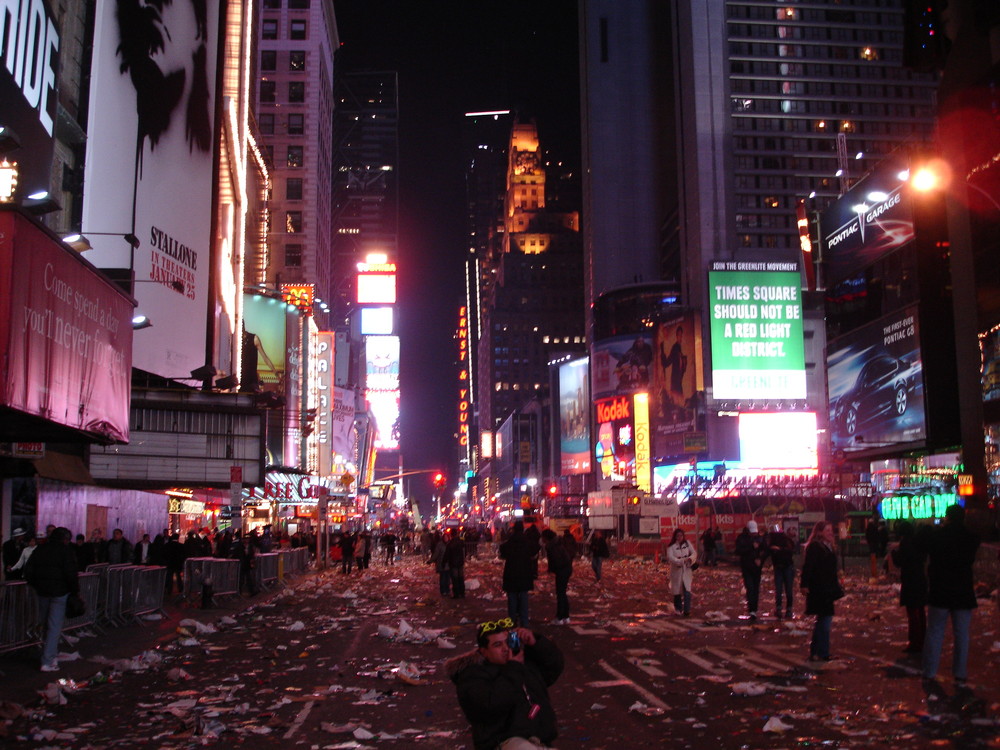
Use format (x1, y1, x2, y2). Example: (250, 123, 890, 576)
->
(24, 527, 79, 672)
(921, 504, 980, 692)
(767, 524, 796, 618)
(735, 521, 765, 619)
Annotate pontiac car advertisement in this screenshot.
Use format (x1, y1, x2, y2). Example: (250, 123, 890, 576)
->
(827, 306, 927, 453)
(821, 156, 916, 285)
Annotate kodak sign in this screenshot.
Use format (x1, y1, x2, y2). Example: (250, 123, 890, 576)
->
(595, 396, 630, 423)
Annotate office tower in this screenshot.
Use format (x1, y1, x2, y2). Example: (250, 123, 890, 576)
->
(257, 0, 339, 311)
(581, 0, 939, 305)
(330, 70, 399, 324)
(476, 121, 586, 430)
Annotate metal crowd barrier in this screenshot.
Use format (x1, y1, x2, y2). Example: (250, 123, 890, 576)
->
(183, 557, 241, 601)
(0, 581, 37, 654)
(278, 547, 310, 576)
(255, 553, 280, 589)
(103, 565, 141, 626)
(132, 566, 167, 621)
(62, 572, 100, 634)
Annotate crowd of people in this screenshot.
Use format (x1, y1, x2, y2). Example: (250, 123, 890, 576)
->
(442, 505, 982, 749)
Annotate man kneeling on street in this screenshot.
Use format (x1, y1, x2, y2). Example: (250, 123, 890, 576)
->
(445, 616, 564, 750)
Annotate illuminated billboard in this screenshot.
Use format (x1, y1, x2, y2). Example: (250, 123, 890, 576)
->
(708, 263, 806, 400)
(828, 305, 926, 453)
(591, 334, 655, 398)
(738, 412, 817, 470)
(360, 307, 394, 335)
(651, 313, 704, 457)
(366, 389, 400, 450)
(558, 357, 590, 474)
(821, 153, 915, 285)
(594, 396, 634, 482)
(243, 294, 288, 389)
(365, 335, 400, 391)
(357, 273, 397, 304)
(1, 0, 59, 197)
(83, 0, 219, 378)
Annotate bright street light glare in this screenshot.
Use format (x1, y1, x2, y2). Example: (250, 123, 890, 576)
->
(911, 167, 940, 192)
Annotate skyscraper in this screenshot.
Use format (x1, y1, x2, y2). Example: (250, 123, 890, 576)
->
(256, 0, 339, 310)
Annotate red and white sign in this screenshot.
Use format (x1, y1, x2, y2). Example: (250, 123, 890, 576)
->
(0, 211, 132, 441)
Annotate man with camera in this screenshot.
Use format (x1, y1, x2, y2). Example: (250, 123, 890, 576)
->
(445, 616, 564, 750)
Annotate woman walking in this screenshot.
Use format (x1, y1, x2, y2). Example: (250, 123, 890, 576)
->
(800, 521, 843, 662)
(666, 529, 697, 616)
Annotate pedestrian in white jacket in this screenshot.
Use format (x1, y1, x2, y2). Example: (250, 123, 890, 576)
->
(666, 529, 697, 616)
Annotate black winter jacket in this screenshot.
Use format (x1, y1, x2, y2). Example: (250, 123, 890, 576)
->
(25, 541, 79, 597)
(500, 534, 538, 593)
(445, 633, 564, 750)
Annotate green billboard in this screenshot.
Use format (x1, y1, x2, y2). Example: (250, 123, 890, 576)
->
(708, 264, 806, 400)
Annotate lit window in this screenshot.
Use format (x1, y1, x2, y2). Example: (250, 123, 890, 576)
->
(815, 120, 827, 131)
(287, 146, 303, 167)
(764, 196, 779, 208)
(840, 121, 855, 133)
(859, 47, 878, 61)
(289, 51, 306, 71)
(285, 211, 303, 233)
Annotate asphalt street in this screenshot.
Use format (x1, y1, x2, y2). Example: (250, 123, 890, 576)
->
(1, 549, 997, 748)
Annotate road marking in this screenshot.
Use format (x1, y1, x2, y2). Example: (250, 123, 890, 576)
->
(283, 699, 315, 739)
(626, 655, 666, 677)
(672, 648, 730, 675)
(703, 647, 781, 674)
(596, 659, 670, 709)
(569, 625, 609, 635)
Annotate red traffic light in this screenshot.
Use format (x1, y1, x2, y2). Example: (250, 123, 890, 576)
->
(433, 472, 445, 488)
(547, 485, 559, 496)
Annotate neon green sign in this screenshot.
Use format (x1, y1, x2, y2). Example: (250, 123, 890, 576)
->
(879, 493, 958, 520)
(708, 266, 806, 399)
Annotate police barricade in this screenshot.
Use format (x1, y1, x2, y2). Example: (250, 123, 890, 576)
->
(255, 552, 280, 590)
(0, 581, 38, 654)
(103, 565, 141, 626)
(280, 547, 310, 576)
(131, 566, 167, 621)
(183, 557, 241, 601)
(62, 572, 100, 634)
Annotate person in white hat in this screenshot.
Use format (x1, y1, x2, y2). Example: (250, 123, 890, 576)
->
(3, 527, 28, 581)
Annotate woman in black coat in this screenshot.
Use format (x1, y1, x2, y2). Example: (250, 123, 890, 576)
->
(499, 522, 538, 626)
(890, 520, 927, 653)
(800, 521, 842, 662)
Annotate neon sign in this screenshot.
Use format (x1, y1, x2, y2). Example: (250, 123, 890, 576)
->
(457, 306, 470, 449)
(878, 493, 960, 520)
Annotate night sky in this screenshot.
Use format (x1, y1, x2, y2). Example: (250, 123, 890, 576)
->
(333, 1, 581, 505)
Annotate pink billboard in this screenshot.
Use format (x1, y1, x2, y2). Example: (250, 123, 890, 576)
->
(0, 211, 132, 441)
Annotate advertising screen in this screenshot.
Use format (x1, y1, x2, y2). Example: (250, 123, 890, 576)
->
(738, 412, 818, 469)
(1, 0, 59, 197)
(366, 389, 400, 450)
(650, 313, 704, 457)
(243, 294, 288, 390)
(981, 327, 1000, 402)
(594, 396, 634, 482)
(559, 357, 590, 474)
(82, 0, 219, 378)
(360, 307, 394, 335)
(357, 273, 397, 304)
(821, 154, 915, 285)
(330, 386, 356, 459)
(365, 335, 400, 391)
(0, 212, 132, 442)
(591, 334, 655, 398)
(828, 305, 926, 453)
(708, 263, 806, 400)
